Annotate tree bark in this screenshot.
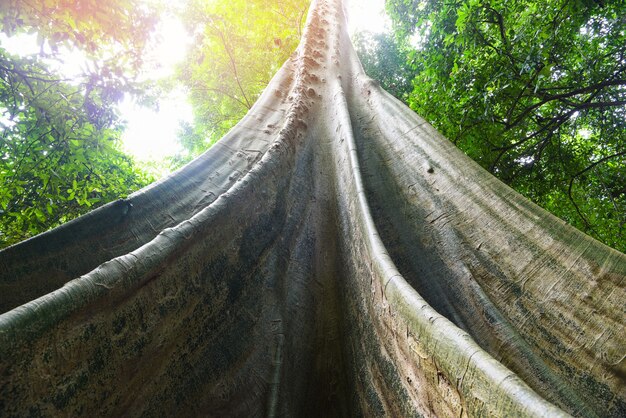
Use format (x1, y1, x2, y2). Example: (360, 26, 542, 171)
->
(0, 0, 624, 416)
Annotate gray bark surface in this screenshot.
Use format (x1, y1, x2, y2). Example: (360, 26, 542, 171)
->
(1, 0, 624, 416)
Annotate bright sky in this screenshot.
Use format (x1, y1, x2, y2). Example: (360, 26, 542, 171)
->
(346, 0, 390, 35)
(1, 0, 389, 164)
(119, 17, 193, 161)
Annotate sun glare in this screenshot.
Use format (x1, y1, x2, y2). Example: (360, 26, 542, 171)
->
(346, 0, 390, 35)
(119, 88, 193, 162)
(142, 17, 191, 80)
(119, 15, 192, 162)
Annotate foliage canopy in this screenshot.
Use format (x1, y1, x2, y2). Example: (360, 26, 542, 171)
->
(0, 0, 158, 247)
(171, 0, 309, 166)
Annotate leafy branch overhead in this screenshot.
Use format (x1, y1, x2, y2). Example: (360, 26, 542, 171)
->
(0, 0, 156, 60)
(0, 0, 158, 247)
(172, 0, 309, 166)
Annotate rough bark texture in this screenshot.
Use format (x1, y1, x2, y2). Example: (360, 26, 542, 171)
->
(1, 0, 624, 416)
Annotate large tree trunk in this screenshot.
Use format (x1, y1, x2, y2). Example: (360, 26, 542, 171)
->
(1, 0, 624, 416)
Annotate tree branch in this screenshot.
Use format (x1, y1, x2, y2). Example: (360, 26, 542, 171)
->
(505, 79, 626, 131)
(568, 151, 626, 234)
(209, 19, 252, 109)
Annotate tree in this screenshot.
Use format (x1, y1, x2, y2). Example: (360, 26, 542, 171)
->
(0, 0, 624, 416)
(384, 0, 626, 252)
(0, 0, 158, 247)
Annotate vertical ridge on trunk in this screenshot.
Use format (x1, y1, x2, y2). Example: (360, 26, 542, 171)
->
(1, 0, 624, 416)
